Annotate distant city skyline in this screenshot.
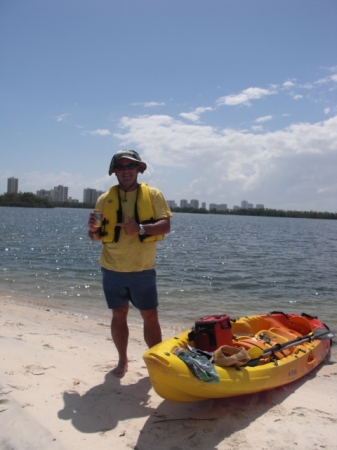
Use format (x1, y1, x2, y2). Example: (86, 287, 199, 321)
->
(168, 198, 265, 211)
(5, 177, 266, 210)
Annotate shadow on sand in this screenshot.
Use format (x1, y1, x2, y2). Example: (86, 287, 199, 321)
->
(58, 353, 335, 449)
(58, 372, 155, 434)
(135, 358, 336, 450)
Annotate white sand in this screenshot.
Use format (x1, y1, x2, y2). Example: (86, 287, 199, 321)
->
(1, 298, 336, 450)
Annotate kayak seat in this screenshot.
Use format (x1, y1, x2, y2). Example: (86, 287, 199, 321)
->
(233, 336, 269, 353)
(232, 335, 295, 360)
(239, 316, 291, 334)
(231, 322, 254, 335)
(268, 327, 300, 340)
(288, 316, 312, 334)
(257, 329, 289, 345)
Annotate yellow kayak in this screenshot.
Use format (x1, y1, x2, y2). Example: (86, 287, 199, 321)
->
(143, 312, 333, 402)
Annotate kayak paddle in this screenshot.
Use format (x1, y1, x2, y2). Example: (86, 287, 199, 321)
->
(246, 327, 334, 366)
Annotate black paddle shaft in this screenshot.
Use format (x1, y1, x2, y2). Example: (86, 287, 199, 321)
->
(262, 327, 333, 357)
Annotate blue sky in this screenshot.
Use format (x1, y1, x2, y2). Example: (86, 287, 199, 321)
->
(1, 0, 337, 211)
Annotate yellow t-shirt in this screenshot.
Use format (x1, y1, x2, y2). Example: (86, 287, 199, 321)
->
(95, 186, 172, 272)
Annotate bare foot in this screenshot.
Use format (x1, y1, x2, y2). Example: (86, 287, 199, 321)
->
(111, 361, 128, 378)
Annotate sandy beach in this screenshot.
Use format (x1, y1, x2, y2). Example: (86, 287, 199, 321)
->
(1, 298, 336, 450)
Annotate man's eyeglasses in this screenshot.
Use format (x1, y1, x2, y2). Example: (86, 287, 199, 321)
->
(114, 162, 139, 171)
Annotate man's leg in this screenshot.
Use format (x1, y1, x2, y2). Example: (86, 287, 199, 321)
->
(111, 303, 129, 378)
(140, 308, 162, 348)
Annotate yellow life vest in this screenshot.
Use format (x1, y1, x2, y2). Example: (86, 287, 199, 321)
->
(101, 183, 164, 243)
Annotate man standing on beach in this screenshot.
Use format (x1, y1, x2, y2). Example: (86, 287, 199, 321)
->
(87, 150, 172, 378)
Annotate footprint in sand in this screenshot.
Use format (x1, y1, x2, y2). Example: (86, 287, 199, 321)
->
(24, 365, 55, 375)
(0, 399, 9, 413)
(43, 344, 54, 350)
(93, 364, 115, 372)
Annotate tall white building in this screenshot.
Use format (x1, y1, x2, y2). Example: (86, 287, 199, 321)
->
(36, 189, 52, 200)
(7, 177, 18, 194)
(37, 185, 68, 202)
(83, 188, 104, 204)
(52, 185, 68, 202)
(209, 203, 227, 211)
(166, 200, 177, 208)
(190, 199, 199, 209)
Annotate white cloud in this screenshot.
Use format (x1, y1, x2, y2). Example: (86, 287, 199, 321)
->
(300, 82, 314, 90)
(114, 113, 337, 210)
(255, 115, 273, 123)
(8, 108, 337, 211)
(179, 106, 213, 122)
(131, 102, 166, 107)
(115, 114, 337, 163)
(90, 129, 111, 136)
(291, 94, 303, 100)
(144, 102, 165, 107)
(315, 74, 337, 85)
(216, 86, 277, 106)
(283, 81, 296, 88)
(56, 113, 69, 122)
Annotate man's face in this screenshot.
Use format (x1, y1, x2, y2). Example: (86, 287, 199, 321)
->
(114, 158, 140, 189)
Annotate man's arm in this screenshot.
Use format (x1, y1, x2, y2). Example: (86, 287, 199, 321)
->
(140, 217, 171, 235)
(116, 216, 170, 236)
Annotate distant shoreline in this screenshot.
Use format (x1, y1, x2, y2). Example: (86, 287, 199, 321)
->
(170, 207, 337, 220)
(1, 192, 336, 218)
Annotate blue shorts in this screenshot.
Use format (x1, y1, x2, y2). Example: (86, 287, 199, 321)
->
(101, 267, 158, 311)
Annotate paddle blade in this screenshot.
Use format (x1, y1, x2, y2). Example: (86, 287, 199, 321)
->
(312, 328, 335, 340)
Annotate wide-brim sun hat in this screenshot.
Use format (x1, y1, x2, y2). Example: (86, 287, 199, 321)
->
(108, 149, 147, 175)
(212, 345, 251, 368)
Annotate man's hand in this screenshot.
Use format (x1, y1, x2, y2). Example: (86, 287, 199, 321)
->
(88, 211, 102, 241)
(116, 216, 139, 235)
(88, 211, 99, 232)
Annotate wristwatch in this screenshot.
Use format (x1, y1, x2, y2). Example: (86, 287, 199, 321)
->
(138, 224, 145, 235)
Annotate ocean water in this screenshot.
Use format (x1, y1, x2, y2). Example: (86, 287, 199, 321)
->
(1, 207, 337, 334)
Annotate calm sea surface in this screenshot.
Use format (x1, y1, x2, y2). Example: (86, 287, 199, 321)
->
(1, 207, 337, 333)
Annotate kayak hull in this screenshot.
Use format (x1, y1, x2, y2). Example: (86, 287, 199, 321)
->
(143, 313, 331, 402)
